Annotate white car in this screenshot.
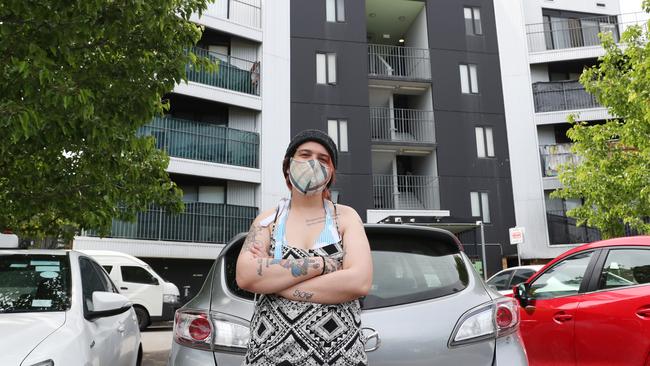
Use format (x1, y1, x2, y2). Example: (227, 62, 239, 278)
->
(486, 265, 544, 296)
(0, 248, 142, 366)
(80, 250, 181, 330)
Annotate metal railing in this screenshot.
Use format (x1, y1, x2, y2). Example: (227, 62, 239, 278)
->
(204, 0, 262, 29)
(187, 46, 260, 95)
(139, 116, 259, 168)
(547, 211, 601, 245)
(368, 44, 431, 80)
(85, 203, 258, 244)
(370, 107, 436, 144)
(532, 80, 600, 112)
(373, 175, 440, 210)
(539, 143, 580, 177)
(526, 12, 648, 52)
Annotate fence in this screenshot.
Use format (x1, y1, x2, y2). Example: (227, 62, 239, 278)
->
(368, 44, 431, 80)
(187, 46, 260, 95)
(369, 107, 436, 144)
(546, 211, 601, 245)
(532, 80, 600, 112)
(85, 203, 258, 244)
(539, 143, 580, 177)
(372, 175, 440, 210)
(204, 0, 261, 29)
(139, 116, 259, 168)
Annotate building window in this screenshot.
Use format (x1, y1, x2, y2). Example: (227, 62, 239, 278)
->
(326, 0, 345, 22)
(459, 64, 479, 94)
(328, 119, 348, 152)
(475, 126, 495, 158)
(464, 7, 482, 35)
(471, 191, 490, 223)
(317, 53, 337, 85)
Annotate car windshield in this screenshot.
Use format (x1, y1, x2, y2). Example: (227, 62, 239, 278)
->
(0, 254, 72, 313)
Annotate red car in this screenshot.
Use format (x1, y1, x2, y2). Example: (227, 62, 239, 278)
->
(513, 236, 650, 366)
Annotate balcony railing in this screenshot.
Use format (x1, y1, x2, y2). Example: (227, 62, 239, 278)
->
(85, 203, 258, 244)
(187, 46, 260, 95)
(547, 210, 601, 245)
(532, 80, 600, 113)
(368, 44, 431, 80)
(139, 116, 259, 168)
(370, 107, 435, 144)
(373, 175, 440, 210)
(526, 14, 620, 52)
(204, 0, 261, 29)
(540, 143, 580, 178)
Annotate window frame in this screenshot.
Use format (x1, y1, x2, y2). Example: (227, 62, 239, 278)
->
(487, 269, 515, 291)
(470, 191, 491, 224)
(464, 6, 483, 36)
(120, 265, 159, 286)
(327, 118, 348, 152)
(459, 63, 479, 94)
(528, 250, 599, 300)
(316, 52, 337, 85)
(475, 126, 495, 158)
(326, 0, 345, 22)
(590, 247, 650, 292)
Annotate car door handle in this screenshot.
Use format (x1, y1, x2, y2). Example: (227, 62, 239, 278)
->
(120, 287, 128, 290)
(362, 327, 381, 352)
(636, 306, 650, 318)
(553, 312, 573, 323)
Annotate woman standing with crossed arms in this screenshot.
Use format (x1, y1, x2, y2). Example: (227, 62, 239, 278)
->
(236, 129, 373, 366)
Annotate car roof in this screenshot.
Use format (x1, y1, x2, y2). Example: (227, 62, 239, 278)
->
(0, 249, 71, 256)
(77, 250, 146, 265)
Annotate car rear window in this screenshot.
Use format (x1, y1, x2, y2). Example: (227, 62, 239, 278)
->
(223, 227, 469, 309)
(0, 254, 72, 313)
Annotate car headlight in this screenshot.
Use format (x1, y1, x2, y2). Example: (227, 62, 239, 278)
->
(30, 360, 54, 366)
(163, 294, 180, 303)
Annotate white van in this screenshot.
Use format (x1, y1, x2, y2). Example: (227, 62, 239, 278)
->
(80, 250, 180, 330)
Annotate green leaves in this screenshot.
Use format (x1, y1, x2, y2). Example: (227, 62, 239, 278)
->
(0, 0, 208, 241)
(554, 11, 650, 238)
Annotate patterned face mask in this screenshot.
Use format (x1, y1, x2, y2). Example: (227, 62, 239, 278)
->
(288, 158, 330, 195)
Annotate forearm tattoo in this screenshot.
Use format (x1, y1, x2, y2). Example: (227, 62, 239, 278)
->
(241, 223, 265, 254)
(293, 289, 314, 301)
(256, 257, 321, 277)
(322, 257, 341, 275)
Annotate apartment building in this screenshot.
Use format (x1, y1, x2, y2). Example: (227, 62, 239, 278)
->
(495, 0, 646, 262)
(74, 0, 291, 302)
(290, 0, 516, 276)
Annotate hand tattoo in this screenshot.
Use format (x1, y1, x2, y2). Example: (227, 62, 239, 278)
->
(293, 289, 314, 301)
(256, 257, 320, 277)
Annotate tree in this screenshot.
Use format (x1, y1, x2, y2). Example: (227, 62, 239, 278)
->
(0, 0, 212, 242)
(553, 1, 650, 238)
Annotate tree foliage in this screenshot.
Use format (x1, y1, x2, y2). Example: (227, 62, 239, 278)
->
(554, 1, 650, 238)
(0, 0, 210, 241)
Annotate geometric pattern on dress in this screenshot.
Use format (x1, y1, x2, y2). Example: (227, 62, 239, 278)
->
(243, 233, 367, 366)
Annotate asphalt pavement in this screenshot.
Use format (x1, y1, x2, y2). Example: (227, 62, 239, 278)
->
(142, 323, 173, 366)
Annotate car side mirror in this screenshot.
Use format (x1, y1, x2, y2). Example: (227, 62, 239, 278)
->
(86, 291, 132, 320)
(513, 283, 531, 307)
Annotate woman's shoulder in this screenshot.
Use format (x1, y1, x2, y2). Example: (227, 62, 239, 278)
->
(331, 203, 363, 225)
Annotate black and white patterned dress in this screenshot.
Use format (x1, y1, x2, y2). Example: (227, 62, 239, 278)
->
(243, 199, 367, 366)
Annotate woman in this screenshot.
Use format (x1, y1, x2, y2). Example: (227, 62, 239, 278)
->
(236, 129, 373, 366)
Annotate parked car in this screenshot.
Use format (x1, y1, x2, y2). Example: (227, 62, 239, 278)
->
(513, 236, 650, 366)
(0, 246, 142, 365)
(487, 265, 543, 296)
(80, 250, 181, 330)
(170, 224, 528, 366)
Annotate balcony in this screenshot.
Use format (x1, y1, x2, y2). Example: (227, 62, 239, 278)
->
(85, 203, 257, 245)
(540, 143, 580, 178)
(370, 107, 435, 145)
(373, 174, 440, 210)
(139, 116, 259, 169)
(547, 210, 601, 245)
(204, 0, 261, 29)
(368, 44, 431, 81)
(186, 46, 260, 96)
(526, 14, 620, 53)
(532, 81, 600, 113)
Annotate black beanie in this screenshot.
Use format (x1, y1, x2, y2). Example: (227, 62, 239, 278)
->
(284, 129, 338, 168)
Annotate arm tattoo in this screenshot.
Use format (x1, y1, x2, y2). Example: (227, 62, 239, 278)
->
(293, 289, 314, 301)
(241, 223, 265, 253)
(322, 257, 341, 275)
(256, 257, 321, 277)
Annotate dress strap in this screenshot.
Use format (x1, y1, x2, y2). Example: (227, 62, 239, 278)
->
(272, 199, 291, 259)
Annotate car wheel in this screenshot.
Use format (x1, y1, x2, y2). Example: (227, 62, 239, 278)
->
(134, 306, 150, 331)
